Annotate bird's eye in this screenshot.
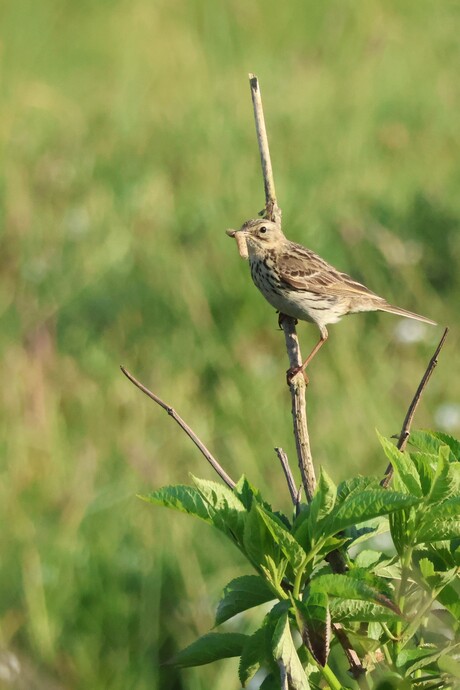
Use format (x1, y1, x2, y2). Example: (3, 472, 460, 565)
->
(259, 226, 267, 234)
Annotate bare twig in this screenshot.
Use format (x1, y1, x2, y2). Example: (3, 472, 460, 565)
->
(332, 623, 367, 687)
(120, 366, 236, 490)
(381, 327, 449, 488)
(249, 73, 281, 225)
(280, 316, 317, 502)
(275, 447, 298, 507)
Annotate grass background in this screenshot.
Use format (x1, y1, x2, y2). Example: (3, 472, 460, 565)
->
(1, 1, 459, 688)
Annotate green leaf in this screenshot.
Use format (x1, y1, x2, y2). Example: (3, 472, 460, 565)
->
(295, 593, 331, 667)
(354, 550, 382, 568)
(329, 599, 400, 623)
(272, 611, 310, 690)
(377, 432, 422, 497)
(416, 497, 460, 543)
(243, 501, 281, 573)
(310, 574, 400, 614)
(431, 432, 460, 460)
(345, 516, 390, 548)
(428, 447, 455, 503)
(322, 490, 420, 538)
(417, 557, 458, 591)
(436, 581, 460, 621)
(310, 468, 337, 537)
(292, 506, 312, 553)
(239, 627, 267, 686)
(256, 504, 307, 571)
(336, 476, 379, 504)
(215, 576, 275, 626)
(438, 654, 460, 678)
(410, 430, 458, 462)
(170, 632, 248, 668)
(260, 674, 281, 690)
(191, 475, 247, 540)
(415, 518, 460, 543)
(402, 642, 460, 676)
(374, 674, 410, 690)
(235, 475, 267, 510)
(140, 485, 215, 523)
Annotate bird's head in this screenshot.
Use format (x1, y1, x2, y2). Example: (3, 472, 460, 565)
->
(226, 219, 286, 258)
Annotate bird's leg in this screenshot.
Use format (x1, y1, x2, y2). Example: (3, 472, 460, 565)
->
(287, 328, 329, 384)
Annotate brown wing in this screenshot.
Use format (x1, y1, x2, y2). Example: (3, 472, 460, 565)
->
(277, 242, 379, 298)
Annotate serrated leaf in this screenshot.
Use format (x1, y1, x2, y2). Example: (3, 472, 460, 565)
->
(292, 506, 312, 553)
(409, 451, 436, 495)
(243, 501, 281, 572)
(296, 593, 331, 667)
(234, 475, 269, 511)
(140, 485, 215, 523)
(416, 497, 460, 543)
(215, 576, 274, 626)
(191, 475, 246, 539)
(322, 490, 420, 538)
(272, 612, 310, 690)
(431, 432, 460, 460)
(336, 476, 380, 504)
(309, 469, 337, 536)
(415, 518, 460, 543)
(256, 504, 307, 571)
(310, 574, 400, 614)
(170, 632, 248, 667)
(427, 447, 454, 503)
(410, 430, 458, 461)
(239, 627, 267, 686)
(346, 568, 393, 598)
(329, 599, 400, 623)
(377, 432, 422, 497)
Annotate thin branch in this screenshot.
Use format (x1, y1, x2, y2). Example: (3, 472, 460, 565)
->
(381, 327, 449, 488)
(275, 447, 298, 507)
(248, 73, 281, 224)
(332, 624, 368, 687)
(120, 366, 236, 490)
(279, 316, 317, 501)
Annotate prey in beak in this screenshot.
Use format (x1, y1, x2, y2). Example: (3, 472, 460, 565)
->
(226, 228, 248, 259)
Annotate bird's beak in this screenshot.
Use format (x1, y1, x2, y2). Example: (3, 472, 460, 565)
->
(226, 228, 237, 237)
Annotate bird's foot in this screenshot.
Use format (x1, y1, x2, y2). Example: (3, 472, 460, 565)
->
(286, 365, 309, 387)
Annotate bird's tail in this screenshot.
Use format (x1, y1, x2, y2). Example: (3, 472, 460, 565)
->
(379, 302, 437, 326)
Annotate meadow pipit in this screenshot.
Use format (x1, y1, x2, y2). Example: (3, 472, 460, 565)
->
(227, 219, 436, 379)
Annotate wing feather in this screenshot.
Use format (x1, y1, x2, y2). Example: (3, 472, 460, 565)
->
(276, 244, 377, 298)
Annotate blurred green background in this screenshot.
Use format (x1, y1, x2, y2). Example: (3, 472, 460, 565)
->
(1, 0, 459, 688)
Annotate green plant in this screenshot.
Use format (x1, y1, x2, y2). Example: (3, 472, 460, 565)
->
(143, 429, 460, 689)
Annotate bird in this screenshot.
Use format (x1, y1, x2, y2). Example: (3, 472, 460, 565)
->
(227, 218, 436, 380)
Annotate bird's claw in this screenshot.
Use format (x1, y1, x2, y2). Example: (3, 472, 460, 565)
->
(286, 365, 309, 387)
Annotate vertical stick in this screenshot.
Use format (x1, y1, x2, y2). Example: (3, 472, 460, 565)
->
(248, 73, 316, 501)
(249, 74, 281, 225)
